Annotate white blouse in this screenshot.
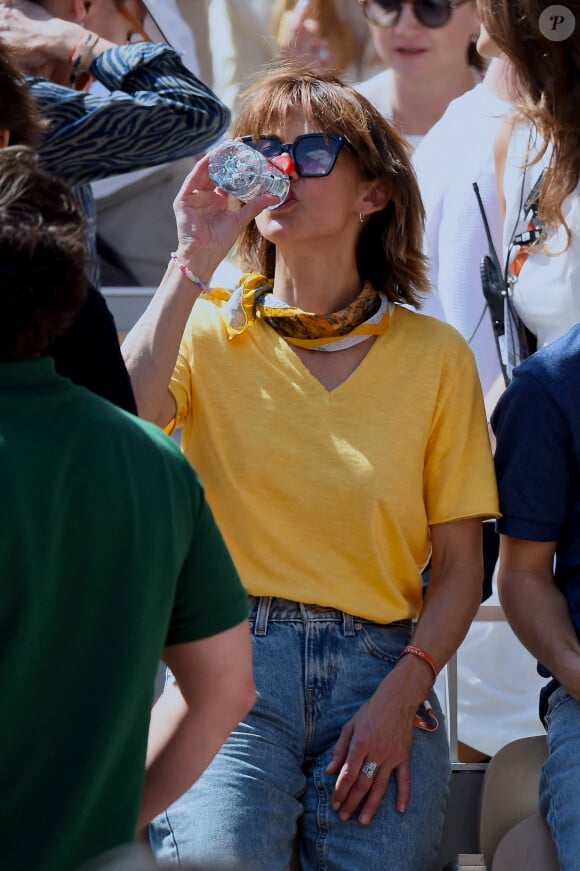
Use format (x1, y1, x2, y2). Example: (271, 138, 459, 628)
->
(503, 123, 580, 348)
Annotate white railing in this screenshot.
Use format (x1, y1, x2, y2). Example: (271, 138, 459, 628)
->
(102, 285, 156, 335)
(446, 603, 507, 765)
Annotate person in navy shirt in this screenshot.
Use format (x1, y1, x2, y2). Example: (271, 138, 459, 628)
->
(492, 322, 580, 871)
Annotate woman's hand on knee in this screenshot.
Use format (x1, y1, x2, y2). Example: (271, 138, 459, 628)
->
(325, 679, 416, 824)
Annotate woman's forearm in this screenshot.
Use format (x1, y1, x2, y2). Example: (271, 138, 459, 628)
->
(498, 539, 580, 699)
(123, 155, 278, 423)
(121, 257, 206, 425)
(410, 518, 484, 674)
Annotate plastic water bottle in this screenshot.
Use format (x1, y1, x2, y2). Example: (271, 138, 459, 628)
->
(208, 139, 291, 209)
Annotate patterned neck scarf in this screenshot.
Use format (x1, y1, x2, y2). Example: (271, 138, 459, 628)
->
(205, 272, 392, 351)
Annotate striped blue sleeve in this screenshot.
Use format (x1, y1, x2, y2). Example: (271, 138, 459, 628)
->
(30, 42, 230, 186)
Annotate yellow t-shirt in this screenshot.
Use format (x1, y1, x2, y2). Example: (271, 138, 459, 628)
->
(170, 297, 499, 623)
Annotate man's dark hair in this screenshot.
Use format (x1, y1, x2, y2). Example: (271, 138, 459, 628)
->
(0, 39, 45, 147)
(0, 147, 87, 360)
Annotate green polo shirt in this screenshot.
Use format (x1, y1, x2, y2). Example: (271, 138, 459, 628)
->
(0, 357, 248, 871)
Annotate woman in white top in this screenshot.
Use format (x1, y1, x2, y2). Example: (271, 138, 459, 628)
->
(354, 0, 484, 149)
(499, 125, 580, 349)
(412, 35, 547, 764)
(412, 52, 512, 404)
(488, 0, 580, 351)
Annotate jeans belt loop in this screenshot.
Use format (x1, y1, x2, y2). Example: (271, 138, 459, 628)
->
(342, 610, 355, 637)
(254, 596, 272, 636)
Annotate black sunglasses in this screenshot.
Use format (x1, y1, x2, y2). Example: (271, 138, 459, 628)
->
(359, 0, 470, 29)
(240, 133, 349, 178)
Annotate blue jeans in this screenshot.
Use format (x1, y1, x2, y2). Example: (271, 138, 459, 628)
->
(150, 597, 450, 870)
(540, 684, 580, 870)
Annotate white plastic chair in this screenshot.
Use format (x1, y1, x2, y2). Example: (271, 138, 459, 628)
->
(477, 735, 550, 867)
(491, 812, 559, 870)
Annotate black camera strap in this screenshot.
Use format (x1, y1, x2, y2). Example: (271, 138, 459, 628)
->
(473, 128, 543, 384)
(472, 180, 511, 384)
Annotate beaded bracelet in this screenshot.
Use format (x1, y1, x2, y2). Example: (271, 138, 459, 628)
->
(170, 252, 208, 291)
(398, 644, 438, 686)
(69, 31, 100, 85)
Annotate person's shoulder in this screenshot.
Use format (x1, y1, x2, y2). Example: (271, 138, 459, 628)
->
(414, 84, 485, 144)
(185, 286, 235, 337)
(99, 400, 206, 490)
(493, 327, 580, 434)
(518, 323, 580, 384)
(413, 84, 510, 171)
(354, 68, 392, 93)
(395, 303, 462, 335)
(394, 304, 474, 354)
(502, 119, 547, 174)
(493, 325, 580, 423)
(435, 82, 488, 121)
(75, 386, 182, 454)
(354, 69, 393, 116)
(457, 81, 511, 116)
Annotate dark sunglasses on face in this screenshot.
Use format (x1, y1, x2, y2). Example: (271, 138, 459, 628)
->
(359, 0, 470, 29)
(240, 133, 349, 178)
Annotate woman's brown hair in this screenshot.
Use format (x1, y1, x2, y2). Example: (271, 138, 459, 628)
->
(231, 64, 429, 307)
(479, 0, 580, 243)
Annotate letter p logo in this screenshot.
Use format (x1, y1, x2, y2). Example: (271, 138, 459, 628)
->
(539, 5, 576, 40)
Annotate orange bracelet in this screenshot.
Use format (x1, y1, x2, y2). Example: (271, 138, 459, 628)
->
(398, 644, 438, 685)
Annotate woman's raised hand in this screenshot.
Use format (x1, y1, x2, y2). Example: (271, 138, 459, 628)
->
(172, 154, 279, 278)
(0, 1, 80, 72)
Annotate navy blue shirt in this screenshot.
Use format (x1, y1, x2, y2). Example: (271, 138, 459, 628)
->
(492, 322, 580, 708)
